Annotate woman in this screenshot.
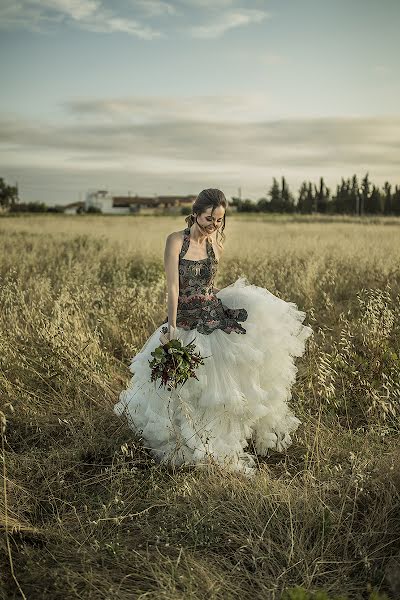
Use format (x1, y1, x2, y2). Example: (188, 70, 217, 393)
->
(114, 188, 313, 477)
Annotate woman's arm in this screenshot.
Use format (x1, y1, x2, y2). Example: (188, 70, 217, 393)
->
(212, 237, 224, 294)
(163, 233, 181, 336)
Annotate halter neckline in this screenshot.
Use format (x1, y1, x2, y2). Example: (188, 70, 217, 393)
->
(180, 226, 216, 263)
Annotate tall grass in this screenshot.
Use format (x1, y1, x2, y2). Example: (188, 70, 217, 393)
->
(1, 214, 399, 599)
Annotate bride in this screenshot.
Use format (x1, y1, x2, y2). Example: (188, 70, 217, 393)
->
(114, 188, 313, 476)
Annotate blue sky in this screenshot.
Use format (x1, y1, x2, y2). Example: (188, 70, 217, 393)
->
(1, 0, 399, 205)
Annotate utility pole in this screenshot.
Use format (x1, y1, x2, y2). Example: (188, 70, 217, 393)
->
(238, 187, 242, 200)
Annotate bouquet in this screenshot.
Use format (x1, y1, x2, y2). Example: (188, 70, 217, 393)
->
(149, 326, 210, 391)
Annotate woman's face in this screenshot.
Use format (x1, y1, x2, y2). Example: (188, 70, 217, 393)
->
(195, 206, 225, 233)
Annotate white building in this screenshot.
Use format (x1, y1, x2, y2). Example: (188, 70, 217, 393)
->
(85, 190, 121, 213)
(74, 190, 196, 214)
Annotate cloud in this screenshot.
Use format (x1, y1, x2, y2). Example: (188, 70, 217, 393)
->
(129, 0, 179, 18)
(0, 0, 269, 39)
(2, 107, 399, 205)
(187, 8, 269, 38)
(62, 93, 275, 124)
(0, 0, 164, 38)
(0, 0, 63, 34)
(38, 0, 99, 21)
(179, 0, 236, 6)
(1, 97, 399, 174)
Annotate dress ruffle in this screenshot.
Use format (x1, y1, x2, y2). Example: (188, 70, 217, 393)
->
(114, 276, 313, 477)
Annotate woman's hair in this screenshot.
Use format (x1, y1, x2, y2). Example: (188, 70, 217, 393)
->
(184, 188, 227, 247)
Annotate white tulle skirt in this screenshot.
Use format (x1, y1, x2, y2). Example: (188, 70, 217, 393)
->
(114, 276, 313, 477)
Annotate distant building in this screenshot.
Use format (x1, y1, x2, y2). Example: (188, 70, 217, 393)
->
(84, 191, 196, 214)
(59, 192, 197, 214)
(112, 195, 157, 213)
(63, 201, 85, 214)
(85, 190, 113, 212)
(157, 195, 195, 208)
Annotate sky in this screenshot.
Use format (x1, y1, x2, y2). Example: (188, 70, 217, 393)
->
(0, 0, 399, 206)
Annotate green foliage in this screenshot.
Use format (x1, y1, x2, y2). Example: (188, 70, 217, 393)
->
(86, 205, 102, 213)
(9, 201, 47, 212)
(282, 587, 345, 600)
(237, 198, 259, 212)
(0, 176, 19, 207)
(251, 172, 400, 216)
(149, 333, 209, 390)
(46, 205, 65, 213)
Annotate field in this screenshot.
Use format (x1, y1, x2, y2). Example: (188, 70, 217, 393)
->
(1, 213, 400, 600)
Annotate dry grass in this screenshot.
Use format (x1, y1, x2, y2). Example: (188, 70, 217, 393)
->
(1, 213, 399, 599)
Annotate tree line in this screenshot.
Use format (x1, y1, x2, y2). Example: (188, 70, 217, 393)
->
(2, 173, 400, 216)
(231, 173, 400, 215)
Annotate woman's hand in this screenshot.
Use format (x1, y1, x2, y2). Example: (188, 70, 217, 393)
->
(159, 325, 177, 345)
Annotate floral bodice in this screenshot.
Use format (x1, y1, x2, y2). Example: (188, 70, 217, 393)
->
(161, 227, 248, 335)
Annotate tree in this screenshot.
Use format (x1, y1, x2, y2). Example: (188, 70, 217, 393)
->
(349, 175, 360, 215)
(332, 178, 351, 214)
(9, 202, 47, 213)
(366, 184, 383, 214)
(257, 197, 270, 212)
(360, 172, 371, 216)
(305, 182, 315, 213)
(0, 177, 19, 208)
(267, 178, 282, 212)
(281, 176, 295, 212)
(297, 182, 310, 214)
(314, 177, 330, 213)
(393, 185, 400, 216)
(383, 181, 392, 215)
(237, 199, 259, 212)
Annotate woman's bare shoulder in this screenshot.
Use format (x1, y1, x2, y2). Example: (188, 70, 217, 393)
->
(165, 229, 186, 242)
(164, 229, 185, 252)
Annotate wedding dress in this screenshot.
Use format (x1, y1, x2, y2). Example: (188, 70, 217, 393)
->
(114, 226, 313, 476)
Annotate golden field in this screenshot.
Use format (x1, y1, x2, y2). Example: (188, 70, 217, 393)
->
(1, 213, 400, 600)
